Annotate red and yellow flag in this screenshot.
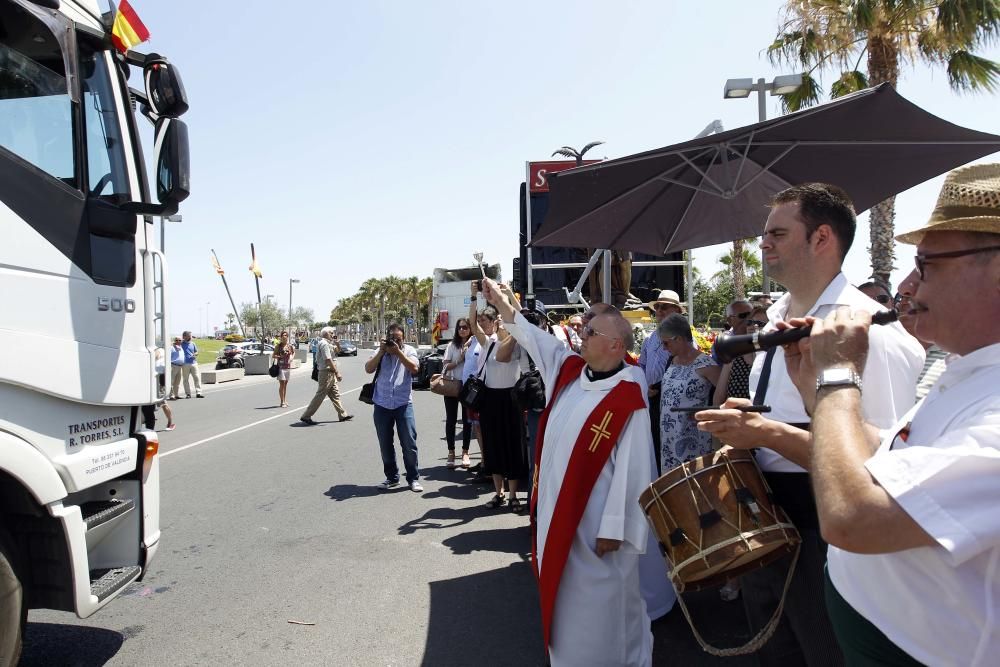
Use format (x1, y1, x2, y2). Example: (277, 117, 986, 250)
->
(111, 0, 151, 54)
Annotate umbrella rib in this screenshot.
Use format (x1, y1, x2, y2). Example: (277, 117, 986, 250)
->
(547, 147, 720, 231)
(674, 147, 726, 195)
(732, 143, 799, 194)
(730, 129, 757, 193)
(661, 188, 703, 255)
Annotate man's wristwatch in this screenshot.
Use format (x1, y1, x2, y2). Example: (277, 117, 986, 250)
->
(470, 296, 477, 301)
(816, 367, 862, 392)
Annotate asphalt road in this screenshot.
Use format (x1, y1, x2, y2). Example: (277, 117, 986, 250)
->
(23, 354, 759, 666)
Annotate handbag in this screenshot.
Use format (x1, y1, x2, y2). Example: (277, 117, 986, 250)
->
(268, 362, 280, 378)
(512, 358, 546, 410)
(460, 341, 495, 410)
(430, 373, 462, 398)
(311, 363, 319, 382)
(359, 356, 383, 405)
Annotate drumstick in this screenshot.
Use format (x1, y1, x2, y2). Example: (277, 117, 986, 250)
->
(670, 405, 772, 413)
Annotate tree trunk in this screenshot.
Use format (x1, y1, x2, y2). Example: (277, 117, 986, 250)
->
(731, 239, 746, 300)
(866, 32, 900, 289)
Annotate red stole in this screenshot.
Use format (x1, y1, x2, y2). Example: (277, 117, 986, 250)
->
(531, 355, 646, 648)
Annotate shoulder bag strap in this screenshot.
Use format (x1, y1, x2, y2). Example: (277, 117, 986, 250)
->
(752, 347, 777, 407)
(476, 340, 497, 383)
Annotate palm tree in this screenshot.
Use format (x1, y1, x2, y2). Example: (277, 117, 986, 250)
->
(713, 239, 764, 297)
(551, 141, 605, 166)
(767, 0, 1000, 288)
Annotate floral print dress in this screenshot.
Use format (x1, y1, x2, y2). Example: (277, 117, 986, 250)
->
(659, 354, 716, 472)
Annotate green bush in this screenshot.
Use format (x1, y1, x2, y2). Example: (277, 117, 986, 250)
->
(225, 334, 245, 342)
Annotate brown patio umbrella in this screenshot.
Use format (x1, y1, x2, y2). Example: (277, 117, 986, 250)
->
(532, 84, 1000, 255)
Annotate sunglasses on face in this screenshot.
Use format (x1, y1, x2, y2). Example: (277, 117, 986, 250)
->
(914, 245, 1000, 280)
(873, 294, 892, 304)
(458, 325, 470, 329)
(583, 325, 615, 340)
(746, 319, 768, 328)
(730, 312, 751, 320)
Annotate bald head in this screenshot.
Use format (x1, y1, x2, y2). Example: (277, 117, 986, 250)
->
(582, 302, 617, 325)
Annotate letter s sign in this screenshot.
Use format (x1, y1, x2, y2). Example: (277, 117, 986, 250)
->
(533, 169, 548, 189)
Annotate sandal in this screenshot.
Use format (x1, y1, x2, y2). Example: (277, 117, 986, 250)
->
(510, 497, 525, 515)
(461, 452, 471, 468)
(446, 452, 456, 468)
(486, 494, 506, 509)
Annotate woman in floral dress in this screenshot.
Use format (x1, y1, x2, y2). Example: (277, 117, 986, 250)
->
(658, 314, 721, 472)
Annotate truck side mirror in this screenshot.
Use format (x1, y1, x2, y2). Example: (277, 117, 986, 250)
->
(144, 56, 189, 118)
(154, 117, 190, 211)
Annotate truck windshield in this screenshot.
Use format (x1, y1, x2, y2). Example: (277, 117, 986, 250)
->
(80, 46, 130, 197)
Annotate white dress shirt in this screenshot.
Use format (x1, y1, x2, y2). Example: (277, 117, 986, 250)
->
(827, 342, 1000, 666)
(749, 272, 925, 473)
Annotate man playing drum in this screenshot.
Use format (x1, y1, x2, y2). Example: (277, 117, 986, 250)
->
(695, 183, 924, 666)
(782, 164, 1000, 665)
(481, 278, 654, 666)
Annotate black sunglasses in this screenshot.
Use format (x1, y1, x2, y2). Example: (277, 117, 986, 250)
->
(873, 294, 892, 304)
(730, 311, 750, 319)
(746, 319, 768, 328)
(915, 245, 1000, 280)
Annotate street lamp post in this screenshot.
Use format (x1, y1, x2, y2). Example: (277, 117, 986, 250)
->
(160, 214, 182, 255)
(289, 278, 300, 335)
(205, 301, 211, 337)
(723, 74, 803, 296)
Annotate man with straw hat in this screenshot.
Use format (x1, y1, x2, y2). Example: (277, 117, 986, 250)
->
(782, 163, 1000, 665)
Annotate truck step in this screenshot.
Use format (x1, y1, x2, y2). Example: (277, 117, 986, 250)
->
(80, 499, 135, 531)
(90, 565, 141, 602)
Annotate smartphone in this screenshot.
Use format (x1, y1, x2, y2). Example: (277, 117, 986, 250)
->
(473, 279, 481, 291)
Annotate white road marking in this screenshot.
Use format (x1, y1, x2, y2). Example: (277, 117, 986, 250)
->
(160, 385, 362, 459)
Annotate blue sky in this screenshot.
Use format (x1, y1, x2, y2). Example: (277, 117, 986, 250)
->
(132, 1, 1000, 334)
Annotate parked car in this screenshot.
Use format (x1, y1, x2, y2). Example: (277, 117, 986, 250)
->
(216, 342, 274, 369)
(335, 340, 358, 356)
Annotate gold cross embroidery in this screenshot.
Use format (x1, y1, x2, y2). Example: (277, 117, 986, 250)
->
(588, 411, 614, 452)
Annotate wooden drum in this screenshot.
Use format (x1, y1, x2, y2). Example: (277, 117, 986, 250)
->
(639, 448, 799, 592)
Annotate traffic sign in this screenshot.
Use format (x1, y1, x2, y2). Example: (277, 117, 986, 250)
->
(407, 317, 414, 325)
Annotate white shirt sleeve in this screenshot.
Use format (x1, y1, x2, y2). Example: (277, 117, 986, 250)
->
(866, 410, 1000, 565)
(505, 312, 573, 398)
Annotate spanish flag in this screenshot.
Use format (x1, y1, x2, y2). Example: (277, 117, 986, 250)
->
(210, 252, 225, 276)
(110, 0, 151, 54)
(431, 321, 442, 345)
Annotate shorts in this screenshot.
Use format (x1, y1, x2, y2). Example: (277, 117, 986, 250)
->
(466, 408, 480, 424)
(278, 368, 291, 381)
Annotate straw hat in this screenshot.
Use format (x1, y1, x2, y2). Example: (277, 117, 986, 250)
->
(648, 289, 685, 311)
(896, 163, 1000, 245)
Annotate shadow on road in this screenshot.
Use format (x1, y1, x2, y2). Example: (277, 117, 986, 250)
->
(442, 525, 531, 559)
(421, 562, 545, 667)
(651, 589, 759, 666)
(398, 505, 498, 535)
(21, 622, 126, 666)
(324, 484, 382, 501)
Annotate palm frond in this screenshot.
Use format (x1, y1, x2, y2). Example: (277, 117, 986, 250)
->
(579, 141, 605, 156)
(936, 0, 1000, 46)
(830, 69, 869, 97)
(946, 50, 1000, 92)
(551, 148, 579, 159)
(781, 72, 823, 112)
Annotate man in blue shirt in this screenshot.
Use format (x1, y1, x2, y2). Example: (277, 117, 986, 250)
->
(180, 331, 204, 398)
(364, 323, 422, 492)
(169, 336, 185, 400)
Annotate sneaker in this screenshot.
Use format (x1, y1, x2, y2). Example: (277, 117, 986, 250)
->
(300, 417, 317, 425)
(185, 395, 192, 399)
(338, 414, 354, 422)
(377, 479, 400, 491)
(165, 424, 176, 431)
(196, 393, 205, 398)
(409, 481, 424, 493)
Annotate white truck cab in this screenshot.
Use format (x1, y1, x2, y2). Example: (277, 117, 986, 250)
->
(0, 0, 189, 662)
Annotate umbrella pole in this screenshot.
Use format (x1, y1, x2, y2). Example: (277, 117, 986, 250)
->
(602, 250, 612, 304)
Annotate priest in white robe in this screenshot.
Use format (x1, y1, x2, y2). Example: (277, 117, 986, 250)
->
(483, 280, 654, 667)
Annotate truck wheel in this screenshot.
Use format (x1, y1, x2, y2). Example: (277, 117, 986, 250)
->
(0, 531, 26, 667)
